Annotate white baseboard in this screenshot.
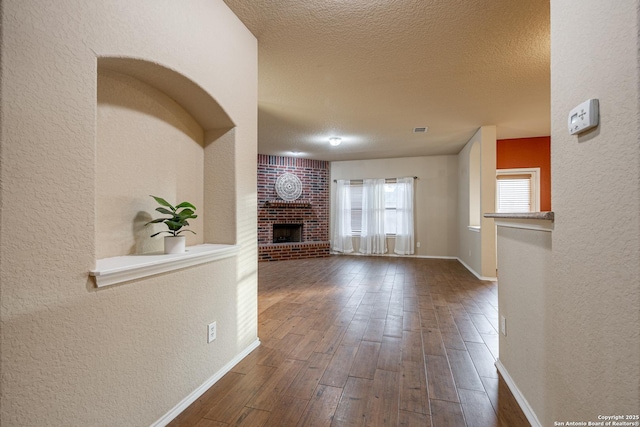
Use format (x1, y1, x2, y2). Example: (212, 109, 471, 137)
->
(330, 251, 457, 260)
(151, 339, 261, 427)
(456, 257, 497, 281)
(330, 252, 496, 281)
(495, 359, 542, 427)
(412, 255, 458, 260)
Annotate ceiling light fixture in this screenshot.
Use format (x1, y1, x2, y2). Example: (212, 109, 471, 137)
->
(329, 137, 342, 146)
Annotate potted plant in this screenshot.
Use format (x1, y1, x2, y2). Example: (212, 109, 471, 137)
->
(145, 195, 197, 254)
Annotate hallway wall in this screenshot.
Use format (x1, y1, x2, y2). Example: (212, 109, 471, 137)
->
(0, 1, 258, 425)
(499, 0, 640, 423)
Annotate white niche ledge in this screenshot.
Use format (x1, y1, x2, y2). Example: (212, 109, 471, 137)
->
(90, 243, 239, 288)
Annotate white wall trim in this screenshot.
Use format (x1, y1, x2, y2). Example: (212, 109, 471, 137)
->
(413, 255, 458, 260)
(495, 359, 543, 427)
(330, 252, 457, 260)
(495, 218, 554, 232)
(90, 244, 240, 287)
(456, 257, 497, 281)
(329, 252, 497, 280)
(496, 167, 541, 212)
(151, 339, 261, 427)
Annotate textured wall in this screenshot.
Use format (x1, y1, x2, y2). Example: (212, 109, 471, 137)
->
(479, 126, 497, 278)
(496, 225, 552, 423)
(458, 132, 481, 273)
(0, 0, 257, 425)
(330, 155, 459, 257)
(457, 127, 497, 278)
(497, 0, 640, 424)
(204, 128, 238, 246)
(497, 136, 551, 211)
(544, 0, 640, 423)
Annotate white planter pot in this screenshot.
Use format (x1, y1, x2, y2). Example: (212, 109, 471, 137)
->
(164, 235, 186, 254)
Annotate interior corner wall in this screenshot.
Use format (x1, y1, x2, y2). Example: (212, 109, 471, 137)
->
(0, 1, 258, 426)
(457, 127, 497, 278)
(330, 155, 459, 257)
(205, 128, 238, 245)
(543, 0, 640, 423)
(479, 126, 497, 278)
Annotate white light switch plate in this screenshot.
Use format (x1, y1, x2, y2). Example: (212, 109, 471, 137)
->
(568, 99, 599, 135)
(208, 321, 217, 343)
(500, 315, 507, 336)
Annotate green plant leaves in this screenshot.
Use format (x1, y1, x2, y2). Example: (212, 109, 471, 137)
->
(146, 195, 197, 237)
(177, 229, 196, 235)
(165, 220, 183, 231)
(144, 217, 167, 226)
(177, 209, 196, 219)
(155, 207, 174, 215)
(175, 201, 196, 210)
(150, 195, 174, 210)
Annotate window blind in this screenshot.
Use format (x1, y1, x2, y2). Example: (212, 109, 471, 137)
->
(350, 185, 363, 231)
(496, 175, 532, 213)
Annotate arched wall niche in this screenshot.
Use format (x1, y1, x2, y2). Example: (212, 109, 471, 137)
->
(98, 57, 235, 131)
(96, 56, 236, 259)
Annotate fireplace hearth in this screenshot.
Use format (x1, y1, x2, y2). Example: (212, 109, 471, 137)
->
(273, 224, 302, 243)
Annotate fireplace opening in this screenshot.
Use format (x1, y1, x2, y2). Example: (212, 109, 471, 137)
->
(273, 224, 303, 243)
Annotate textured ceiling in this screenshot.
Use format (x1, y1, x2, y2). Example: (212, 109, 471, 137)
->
(223, 0, 550, 161)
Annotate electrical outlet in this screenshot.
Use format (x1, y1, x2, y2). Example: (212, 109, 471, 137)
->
(208, 321, 217, 343)
(500, 316, 507, 336)
(416, 242, 421, 248)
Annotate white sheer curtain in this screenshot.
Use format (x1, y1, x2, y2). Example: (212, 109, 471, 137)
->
(332, 179, 354, 253)
(359, 178, 387, 254)
(394, 177, 415, 255)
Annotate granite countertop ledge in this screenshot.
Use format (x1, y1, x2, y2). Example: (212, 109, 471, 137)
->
(484, 211, 554, 221)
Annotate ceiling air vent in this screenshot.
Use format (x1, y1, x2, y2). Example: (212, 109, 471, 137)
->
(413, 127, 428, 133)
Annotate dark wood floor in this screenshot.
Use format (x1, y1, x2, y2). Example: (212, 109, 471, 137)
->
(169, 256, 529, 427)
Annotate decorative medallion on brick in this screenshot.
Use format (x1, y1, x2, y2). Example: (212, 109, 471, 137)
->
(275, 173, 303, 201)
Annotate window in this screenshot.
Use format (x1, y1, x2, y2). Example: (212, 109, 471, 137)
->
(384, 183, 397, 235)
(350, 184, 362, 232)
(496, 168, 540, 213)
(349, 181, 398, 235)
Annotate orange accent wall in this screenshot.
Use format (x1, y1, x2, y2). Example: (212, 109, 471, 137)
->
(497, 136, 551, 211)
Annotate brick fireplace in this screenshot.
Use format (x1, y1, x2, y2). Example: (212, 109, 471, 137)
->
(258, 154, 330, 261)
(272, 224, 303, 243)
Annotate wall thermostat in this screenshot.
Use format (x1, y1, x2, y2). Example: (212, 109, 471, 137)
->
(568, 99, 599, 135)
